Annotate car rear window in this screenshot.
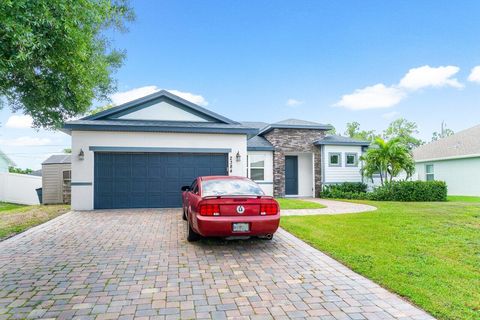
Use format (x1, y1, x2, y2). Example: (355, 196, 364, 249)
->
(201, 179, 265, 197)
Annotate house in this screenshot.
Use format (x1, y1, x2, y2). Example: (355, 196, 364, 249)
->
(41, 155, 72, 204)
(0, 149, 15, 173)
(64, 90, 369, 210)
(413, 124, 480, 196)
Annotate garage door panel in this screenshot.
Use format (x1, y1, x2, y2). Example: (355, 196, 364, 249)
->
(94, 152, 227, 209)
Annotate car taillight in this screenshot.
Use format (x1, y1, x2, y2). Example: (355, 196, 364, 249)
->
(199, 204, 220, 216)
(260, 203, 278, 215)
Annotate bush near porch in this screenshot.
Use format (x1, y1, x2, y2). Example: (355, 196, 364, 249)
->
(281, 199, 480, 320)
(322, 181, 447, 202)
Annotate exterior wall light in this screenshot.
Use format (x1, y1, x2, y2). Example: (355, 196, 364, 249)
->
(236, 151, 241, 162)
(78, 148, 85, 161)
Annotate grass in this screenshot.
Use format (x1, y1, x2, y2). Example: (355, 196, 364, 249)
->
(447, 195, 480, 202)
(0, 203, 70, 241)
(280, 200, 480, 320)
(275, 198, 326, 210)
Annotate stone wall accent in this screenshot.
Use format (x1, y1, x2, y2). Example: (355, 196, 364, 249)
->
(262, 128, 326, 197)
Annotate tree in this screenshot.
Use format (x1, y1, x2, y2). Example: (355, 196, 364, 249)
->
(361, 137, 415, 186)
(326, 125, 337, 135)
(9, 166, 33, 174)
(0, 0, 134, 129)
(344, 122, 377, 141)
(383, 118, 423, 150)
(432, 121, 454, 141)
(85, 103, 114, 116)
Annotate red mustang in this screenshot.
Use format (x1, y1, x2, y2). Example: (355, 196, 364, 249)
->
(181, 176, 280, 241)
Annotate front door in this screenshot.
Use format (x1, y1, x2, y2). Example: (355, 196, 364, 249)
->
(285, 156, 298, 195)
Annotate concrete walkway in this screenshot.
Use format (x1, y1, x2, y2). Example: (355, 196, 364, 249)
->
(282, 198, 377, 216)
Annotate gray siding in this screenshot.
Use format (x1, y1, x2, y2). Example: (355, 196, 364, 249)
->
(42, 163, 71, 204)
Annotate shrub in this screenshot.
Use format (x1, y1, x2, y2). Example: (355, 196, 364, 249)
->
(370, 181, 447, 202)
(321, 180, 447, 202)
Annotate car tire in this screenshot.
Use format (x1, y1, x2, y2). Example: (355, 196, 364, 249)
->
(186, 214, 200, 242)
(182, 207, 187, 221)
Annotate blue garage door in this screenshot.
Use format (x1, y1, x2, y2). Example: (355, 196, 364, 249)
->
(94, 153, 227, 209)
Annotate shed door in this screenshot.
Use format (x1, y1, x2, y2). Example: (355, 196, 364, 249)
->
(94, 153, 227, 209)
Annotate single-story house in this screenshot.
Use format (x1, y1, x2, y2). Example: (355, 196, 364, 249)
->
(63, 90, 370, 210)
(0, 149, 15, 173)
(41, 155, 72, 204)
(413, 124, 480, 196)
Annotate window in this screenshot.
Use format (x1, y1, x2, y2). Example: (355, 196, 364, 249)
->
(190, 180, 199, 194)
(345, 153, 358, 167)
(425, 164, 434, 181)
(329, 153, 341, 166)
(201, 179, 264, 197)
(248, 155, 265, 181)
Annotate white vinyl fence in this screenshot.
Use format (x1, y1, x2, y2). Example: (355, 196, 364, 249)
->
(0, 172, 42, 205)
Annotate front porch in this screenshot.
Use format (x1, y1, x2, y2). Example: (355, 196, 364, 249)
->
(283, 152, 315, 198)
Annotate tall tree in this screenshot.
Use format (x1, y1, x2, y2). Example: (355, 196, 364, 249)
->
(432, 121, 454, 141)
(361, 137, 415, 186)
(0, 0, 134, 129)
(383, 118, 423, 150)
(344, 121, 377, 141)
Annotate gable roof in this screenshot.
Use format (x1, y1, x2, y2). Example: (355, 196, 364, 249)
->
(42, 154, 71, 165)
(258, 118, 333, 135)
(63, 90, 258, 135)
(247, 136, 274, 151)
(413, 124, 480, 162)
(83, 90, 237, 124)
(0, 149, 16, 167)
(314, 135, 371, 146)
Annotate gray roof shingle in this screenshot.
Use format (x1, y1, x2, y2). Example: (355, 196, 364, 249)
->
(258, 118, 333, 135)
(247, 136, 274, 151)
(314, 135, 371, 146)
(413, 124, 480, 161)
(63, 120, 258, 135)
(42, 155, 71, 165)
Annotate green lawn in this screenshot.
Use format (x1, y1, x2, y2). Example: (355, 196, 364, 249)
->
(281, 200, 480, 320)
(276, 198, 326, 210)
(447, 195, 480, 202)
(0, 203, 70, 240)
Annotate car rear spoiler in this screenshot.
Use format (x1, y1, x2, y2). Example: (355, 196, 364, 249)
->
(202, 195, 274, 200)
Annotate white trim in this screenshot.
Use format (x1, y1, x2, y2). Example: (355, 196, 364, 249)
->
(415, 153, 480, 163)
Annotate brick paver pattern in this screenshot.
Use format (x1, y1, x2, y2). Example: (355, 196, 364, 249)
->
(0, 210, 434, 320)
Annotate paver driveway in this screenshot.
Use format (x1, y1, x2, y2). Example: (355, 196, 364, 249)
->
(0, 210, 433, 320)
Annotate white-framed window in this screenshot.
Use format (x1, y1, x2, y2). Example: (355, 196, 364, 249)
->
(329, 152, 341, 167)
(248, 155, 265, 181)
(345, 153, 358, 167)
(425, 164, 434, 181)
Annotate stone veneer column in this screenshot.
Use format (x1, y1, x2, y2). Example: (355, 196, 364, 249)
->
(263, 128, 326, 198)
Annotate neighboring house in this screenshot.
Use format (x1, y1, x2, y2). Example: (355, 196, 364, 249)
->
(413, 124, 480, 196)
(0, 149, 16, 173)
(63, 90, 369, 210)
(41, 155, 72, 204)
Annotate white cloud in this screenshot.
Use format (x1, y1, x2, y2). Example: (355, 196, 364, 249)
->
(286, 99, 304, 107)
(167, 89, 208, 106)
(5, 115, 33, 128)
(382, 111, 400, 119)
(0, 136, 52, 146)
(110, 86, 208, 106)
(398, 65, 463, 90)
(467, 66, 480, 83)
(335, 84, 405, 110)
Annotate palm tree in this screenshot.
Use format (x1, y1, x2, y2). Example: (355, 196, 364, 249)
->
(361, 138, 415, 186)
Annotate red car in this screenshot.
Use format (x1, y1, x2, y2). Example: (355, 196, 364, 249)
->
(181, 176, 280, 242)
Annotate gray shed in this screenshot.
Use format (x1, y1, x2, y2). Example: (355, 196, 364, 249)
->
(42, 155, 72, 204)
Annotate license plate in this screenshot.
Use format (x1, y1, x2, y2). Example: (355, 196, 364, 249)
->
(232, 223, 249, 232)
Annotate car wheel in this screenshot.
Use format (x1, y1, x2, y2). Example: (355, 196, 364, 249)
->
(186, 213, 200, 242)
(182, 207, 187, 221)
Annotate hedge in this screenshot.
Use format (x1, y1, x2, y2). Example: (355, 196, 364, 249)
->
(321, 181, 447, 202)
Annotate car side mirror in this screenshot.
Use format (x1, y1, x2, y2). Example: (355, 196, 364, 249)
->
(181, 186, 190, 191)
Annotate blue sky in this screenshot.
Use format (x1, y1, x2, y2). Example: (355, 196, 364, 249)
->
(2, 0, 480, 169)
